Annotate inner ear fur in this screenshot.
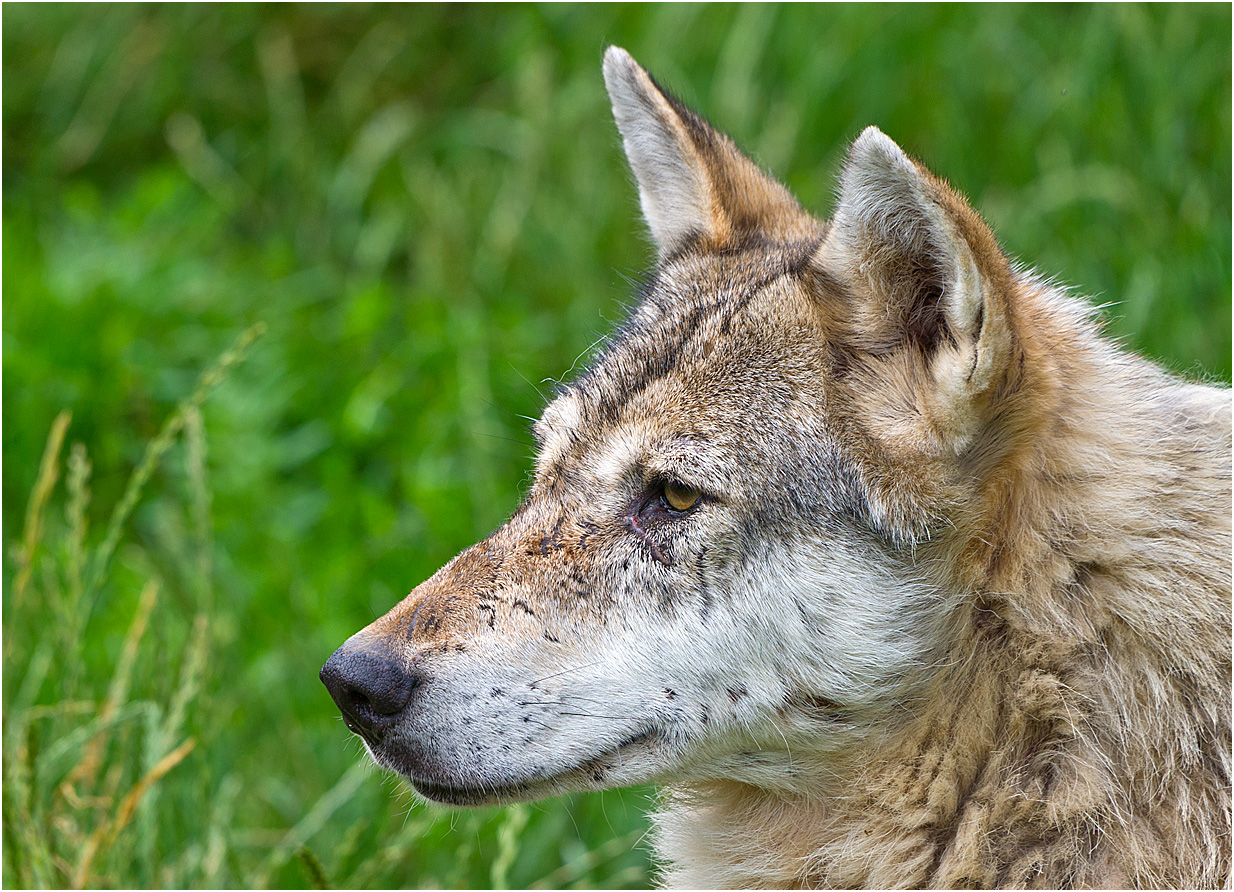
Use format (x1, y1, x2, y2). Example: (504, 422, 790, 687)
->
(603, 47, 819, 256)
(819, 127, 1019, 431)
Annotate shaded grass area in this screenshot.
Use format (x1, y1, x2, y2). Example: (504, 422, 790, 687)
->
(3, 5, 1229, 888)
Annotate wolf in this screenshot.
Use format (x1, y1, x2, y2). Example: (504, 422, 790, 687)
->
(322, 47, 1232, 888)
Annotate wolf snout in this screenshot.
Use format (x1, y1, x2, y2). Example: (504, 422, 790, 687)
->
(320, 642, 418, 740)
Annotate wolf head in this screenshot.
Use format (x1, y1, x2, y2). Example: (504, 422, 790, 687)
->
(322, 48, 1032, 806)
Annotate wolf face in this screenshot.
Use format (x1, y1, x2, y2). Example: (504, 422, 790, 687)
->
(322, 265, 953, 802)
(322, 47, 1012, 806)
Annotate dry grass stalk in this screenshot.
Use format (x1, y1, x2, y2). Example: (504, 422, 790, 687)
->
(70, 737, 196, 889)
(68, 578, 160, 790)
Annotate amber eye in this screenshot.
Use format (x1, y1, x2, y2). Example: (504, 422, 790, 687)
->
(662, 480, 701, 512)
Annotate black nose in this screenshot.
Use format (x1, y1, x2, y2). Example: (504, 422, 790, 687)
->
(320, 643, 417, 740)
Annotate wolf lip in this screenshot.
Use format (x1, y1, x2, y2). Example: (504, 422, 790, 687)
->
(410, 776, 542, 807)
(399, 728, 660, 806)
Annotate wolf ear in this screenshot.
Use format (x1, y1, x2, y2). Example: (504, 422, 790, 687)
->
(603, 47, 816, 256)
(820, 127, 1016, 421)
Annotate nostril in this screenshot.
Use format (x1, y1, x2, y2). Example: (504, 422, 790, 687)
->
(345, 688, 373, 719)
(320, 645, 418, 736)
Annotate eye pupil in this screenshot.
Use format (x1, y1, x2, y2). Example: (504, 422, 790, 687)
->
(663, 481, 700, 512)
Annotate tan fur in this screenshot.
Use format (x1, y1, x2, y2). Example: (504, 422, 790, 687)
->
(323, 48, 1231, 889)
(659, 296, 1232, 887)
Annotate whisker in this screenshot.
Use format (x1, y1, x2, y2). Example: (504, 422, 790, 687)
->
(531, 660, 605, 684)
(507, 360, 548, 402)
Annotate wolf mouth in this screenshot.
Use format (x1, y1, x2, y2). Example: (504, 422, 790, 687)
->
(396, 728, 660, 807)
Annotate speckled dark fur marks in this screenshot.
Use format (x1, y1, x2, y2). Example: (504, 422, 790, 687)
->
(321, 47, 1232, 890)
(577, 238, 824, 428)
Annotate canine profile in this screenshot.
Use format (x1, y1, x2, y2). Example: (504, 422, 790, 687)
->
(322, 47, 1232, 888)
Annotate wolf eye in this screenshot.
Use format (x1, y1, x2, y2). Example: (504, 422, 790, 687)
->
(662, 481, 701, 512)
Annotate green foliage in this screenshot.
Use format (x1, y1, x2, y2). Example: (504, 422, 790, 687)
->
(3, 4, 1229, 889)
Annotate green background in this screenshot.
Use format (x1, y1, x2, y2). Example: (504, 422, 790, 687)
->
(4, 4, 1229, 888)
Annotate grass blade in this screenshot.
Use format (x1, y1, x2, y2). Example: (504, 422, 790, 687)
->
(63, 442, 92, 616)
(259, 761, 370, 887)
(491, 802, 530, 889)
(296, 846, 331, 890)
(3, 721, 56, 889)
(41, 701, 159, 782)
(201, 775, 242, 886)
(529, 826, 649, 890)
(13, 410, 71, 608)
(154, 612, 208, 763)
(83, 322, 265, 617)
(11, 640, 55, 712)
(183, 406, 214, 611)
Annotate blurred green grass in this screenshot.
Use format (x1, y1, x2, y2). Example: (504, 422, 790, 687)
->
(3, 4, 1229, 889)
